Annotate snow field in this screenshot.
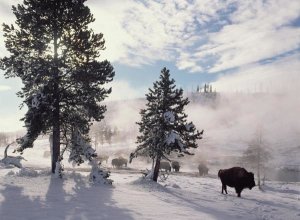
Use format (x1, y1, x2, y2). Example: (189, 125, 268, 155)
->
(0, 138, 299, 219)
(0, 167, 299, 220)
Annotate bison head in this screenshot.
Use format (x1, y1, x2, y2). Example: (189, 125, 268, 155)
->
(247, 172, 256, 189)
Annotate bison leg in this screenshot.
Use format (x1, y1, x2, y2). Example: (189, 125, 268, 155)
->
(224, 185, 228, 194)
(221, 184, 227, 194)
(235, 187, 242, 197)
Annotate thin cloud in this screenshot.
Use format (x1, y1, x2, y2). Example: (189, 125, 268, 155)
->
(2, 0, 299, 74)
(212, 54, 300, 93)
(106, 80, 146, 101)
(88, 0, 300, 74)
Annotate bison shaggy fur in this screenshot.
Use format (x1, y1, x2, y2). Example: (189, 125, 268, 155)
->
(198, 163, 209, 176)
(160, 161, 171, 172)
(218, 167, 255, 197)
(171, 161, 180, 172)
(111, 157, 128, 168)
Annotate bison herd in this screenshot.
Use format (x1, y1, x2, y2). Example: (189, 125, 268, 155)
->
(158, 161, 181, 172)
(94, 154, 256, 197)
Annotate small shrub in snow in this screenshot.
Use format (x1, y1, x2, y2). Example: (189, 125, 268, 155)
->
(17, 168, 38, 177)
(6, 171, 15, 176)
(89, 160, 113, 184)
(171, 183, 181, 189)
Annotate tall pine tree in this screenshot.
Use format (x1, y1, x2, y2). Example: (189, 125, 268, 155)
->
(0, 0, 114, 174)
(130, 68, 203, 182)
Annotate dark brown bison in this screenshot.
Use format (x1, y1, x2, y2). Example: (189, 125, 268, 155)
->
(111, 157, 128, 168)
(171, 161, 180, 172)
(198, 163, 209, 176)
(218, 167, 256, 197)
(160, 161, 171, 172)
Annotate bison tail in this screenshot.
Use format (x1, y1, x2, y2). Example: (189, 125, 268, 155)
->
(218, 169, 222, 178)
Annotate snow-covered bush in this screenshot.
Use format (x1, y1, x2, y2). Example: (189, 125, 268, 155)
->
(66, 129, 112, 184)
(89, 160, 113, 184)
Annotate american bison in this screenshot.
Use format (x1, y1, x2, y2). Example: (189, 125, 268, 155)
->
(218, 167, 256, 197)
(171, 161, 180, 172)
(198, 163, 209, 176)
(111, 157, 128, 168)
(95, 155, 109, 164)
(119, 157, 128, 167)
(160, 161, 171, 172)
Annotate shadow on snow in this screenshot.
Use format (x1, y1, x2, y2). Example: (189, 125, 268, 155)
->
(0, 173, 134, 220)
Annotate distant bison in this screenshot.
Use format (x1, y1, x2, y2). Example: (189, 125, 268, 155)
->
(171, 161, 180, 172)
(111, 157, 128, 168)
(95, 155, 109, 164)
(198, 163, 209, 176)
(218, 167, 256, 197)
(160, 161, 171, 172)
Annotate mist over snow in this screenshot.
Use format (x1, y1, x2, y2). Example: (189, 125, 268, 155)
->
(96, 85, 300, 172)
(186, 91, 300, 165)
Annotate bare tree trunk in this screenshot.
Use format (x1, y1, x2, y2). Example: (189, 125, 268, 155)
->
(51, 25, 60, 174)
(52, 106, 60, 173)
(152, 157, 155, 170)
(152, 155, 161, 182)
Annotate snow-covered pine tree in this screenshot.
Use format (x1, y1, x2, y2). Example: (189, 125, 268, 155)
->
(0, 0, 114, 175)
(130, 67, 204, 182)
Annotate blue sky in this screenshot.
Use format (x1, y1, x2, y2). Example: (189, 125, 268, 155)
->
(0, 0, 300, 131)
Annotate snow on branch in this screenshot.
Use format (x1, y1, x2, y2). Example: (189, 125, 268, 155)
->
(165, 131, 179, 145)
(31, 91, 47, 109)
(164, 131, 187, 153)
(185, 122, 195, 132)
(163, 111, 175, 124)
(68, 128, 112, 184)
(68, 129, 97, 165)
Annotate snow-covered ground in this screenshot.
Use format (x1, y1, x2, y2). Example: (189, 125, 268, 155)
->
(0, 168, 299, 220)
(0, 139, 299, 220)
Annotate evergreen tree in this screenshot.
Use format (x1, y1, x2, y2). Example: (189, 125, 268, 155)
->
(0, 0, 114, 174)
(130, 67, 203, 182)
